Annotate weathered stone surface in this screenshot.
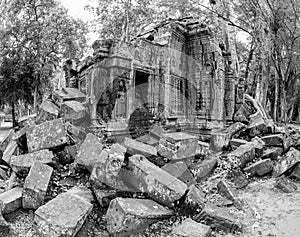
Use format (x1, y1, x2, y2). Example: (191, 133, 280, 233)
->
(233, 102, 253, 123)
(75, 133, 103, 172)
(106, 198, 173, 237)
(247, 112, 271, 137)
(0, 187, 22, 214)
(226, 122, 247, 139)
(217, 180, 243, 209)
(261, 147, 282, 160)
(136, 134, 159, 147)
(90, 144, 129, 191)
(162, 161, 196, 186)
(160, 132, 198, 160)
(227, 142, 256, 168)
(149, 124, 165, 140)
(227, 169, 249, 189)
(124, 137, 157, 157)
(209, 130, 229, 152)
(274, 176, 297, 193)
(92, 187, 116, 207)
(23, 162, 53, 209)
(273, 147, 300, 177)
(61, 100, 86, 121)
(243, 159, 273, 177)
(0, 201, 9, 228)
(261, 134, 283, 147)
(10, 150, 54, 175)
(65, 122, 86, 143)
(26, 118, 68, 152)
(190, 158, 218, 182)
(229, 138, 248, 150)
(250, 136, 265, 157)
(2, 140, 18, 164)
(122, 155, 187, 207)
(196, 141, 210, 157)
(179, 185, 205, 217)
(171, 218, 211, 237)
(34, 187, 93, 237)
(290, 163, 300, 180)
(196, 205, 242, 233)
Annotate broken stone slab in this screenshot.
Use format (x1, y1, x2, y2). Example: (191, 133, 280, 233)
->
(261, 134, 283, 147)
(261, 147, 283, 160)
(61, 100, 86, 121)
(75, 133, 103, 172)
(22, 162, 53, 209)
(92, 187, 116, 207)
(274, 176, 297, 193)
(149, 124, 166, 141)
(179, 185, 205, 217)
(124, 137, 157, 157)
(26, 118, 68, 152)
(217, 180, 243, 210)
(227, 169, 249, 189)
(122, 155, 187, 207)
(0, 187, 22, 214)
(135, 134, 159, 147)
(209, 130, 229, 153)
(106, 197, 173, 237)
(227, 142, 256, 168)
(290, 163, 300, 180)
(2, 140, 18, 164)
(247, 112, 273, 137)
(229, 138, 248, 150)
(196, 205, 243, 233)
(273, 147, 300, 177)
(171, 218, 211, 237)
(90, 145, 130, 191)
(160, 132, 198, 160)
(10, 149, 54, 176)
(34, 186, 93, 237)
(190, 157, 218, 182)
(162, 161, 196, 186)
(243, 159, 273, 177)
(226, 122, 247, 139)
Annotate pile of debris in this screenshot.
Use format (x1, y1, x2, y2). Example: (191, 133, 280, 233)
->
(0, 93, 300, 237)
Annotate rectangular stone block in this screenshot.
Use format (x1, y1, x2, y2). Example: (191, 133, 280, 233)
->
(75, 133, 103, 172)
(243, 159, 273, 177)
(27, 119, 68, 152)
(23, 162, 53, 209)
(10, 149, 54, 175)
(190, 158, 218, 182)
(135, 134, 159, 147)
(106, 198, 173, 237)
(275, 176, 297, 193)
(261, 147, 282, 160)
(229, 138, 248, 150)
(196, 205, 242, 233)
(273, 147, 300, 177)
(34, 187, 93, 237)
(227, 142, 256, 168)
(122, 155, 187, 207)
(124, 137, 157, 157)
(149, 125, 166, 140)
(2, 140, 18, 164)
(0, 187, 22, 214)
(162, 161, 196, 186)
(226, 122, 247, 139)
(261, 134, 283, 147)
(171, 218, 211, 237)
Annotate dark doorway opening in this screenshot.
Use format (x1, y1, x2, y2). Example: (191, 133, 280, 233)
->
(135, 70, 149, 106)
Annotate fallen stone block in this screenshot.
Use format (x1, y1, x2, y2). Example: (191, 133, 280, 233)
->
(247, 112, 271, 137)
(243, 159, 273, 177)
(261, 147, 282, 160)
(290, 163, 300, 180)
(106, 197, 173, 237)
(196, 205, 242, 233)
(122, 155, 187, 207)
(162, 161, 196, 186)
(75, 133, 103, 172)
(22, 162, 53, 209)
(229, 138, 248, 150)
(61, 100, 86, 121)
(227, 169, 249, 189)
(26, 118, 68, 152)
(209, 130, 229, 153)
(217, 180, 243, 209)
(124, 137, 157, 157)
(275, 176, 297, 193)
(226, 122, 247, 139)
(59, 145, 77, 165)
(149, 124, 166, 140)
(2, 140, 18, 164)
(233, 102, 253, 123)
(227, 142, 256, 168)
(190, 158, 218, 182)
(179, 184, 205, 217)
(65, 122, 86, 143)
(10, 150, 54, 175)
(261, 134, 283, 147)
(171, 218, 211, 237)
(136, 134, 159, 147)
(90, 145, 130, 191)
(160, 132, 198, 161)
(34, 187, 93, 237)
(92, 187, 116, 207)
(0, 187, 22, 214)
(273, 147, 300, 177)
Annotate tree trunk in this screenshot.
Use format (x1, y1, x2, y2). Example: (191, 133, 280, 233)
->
(33, 84, 38, 113)
(273, 76, 279, 122)
(11, 102, 16, 127)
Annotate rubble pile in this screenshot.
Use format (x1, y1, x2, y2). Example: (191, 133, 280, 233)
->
(0, 94, 300, 236)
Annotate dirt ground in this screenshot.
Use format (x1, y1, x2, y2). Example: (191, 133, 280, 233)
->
(2, 178, 300, 237)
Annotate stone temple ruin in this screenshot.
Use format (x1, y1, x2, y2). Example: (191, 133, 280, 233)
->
(63, 17, 244, 138)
